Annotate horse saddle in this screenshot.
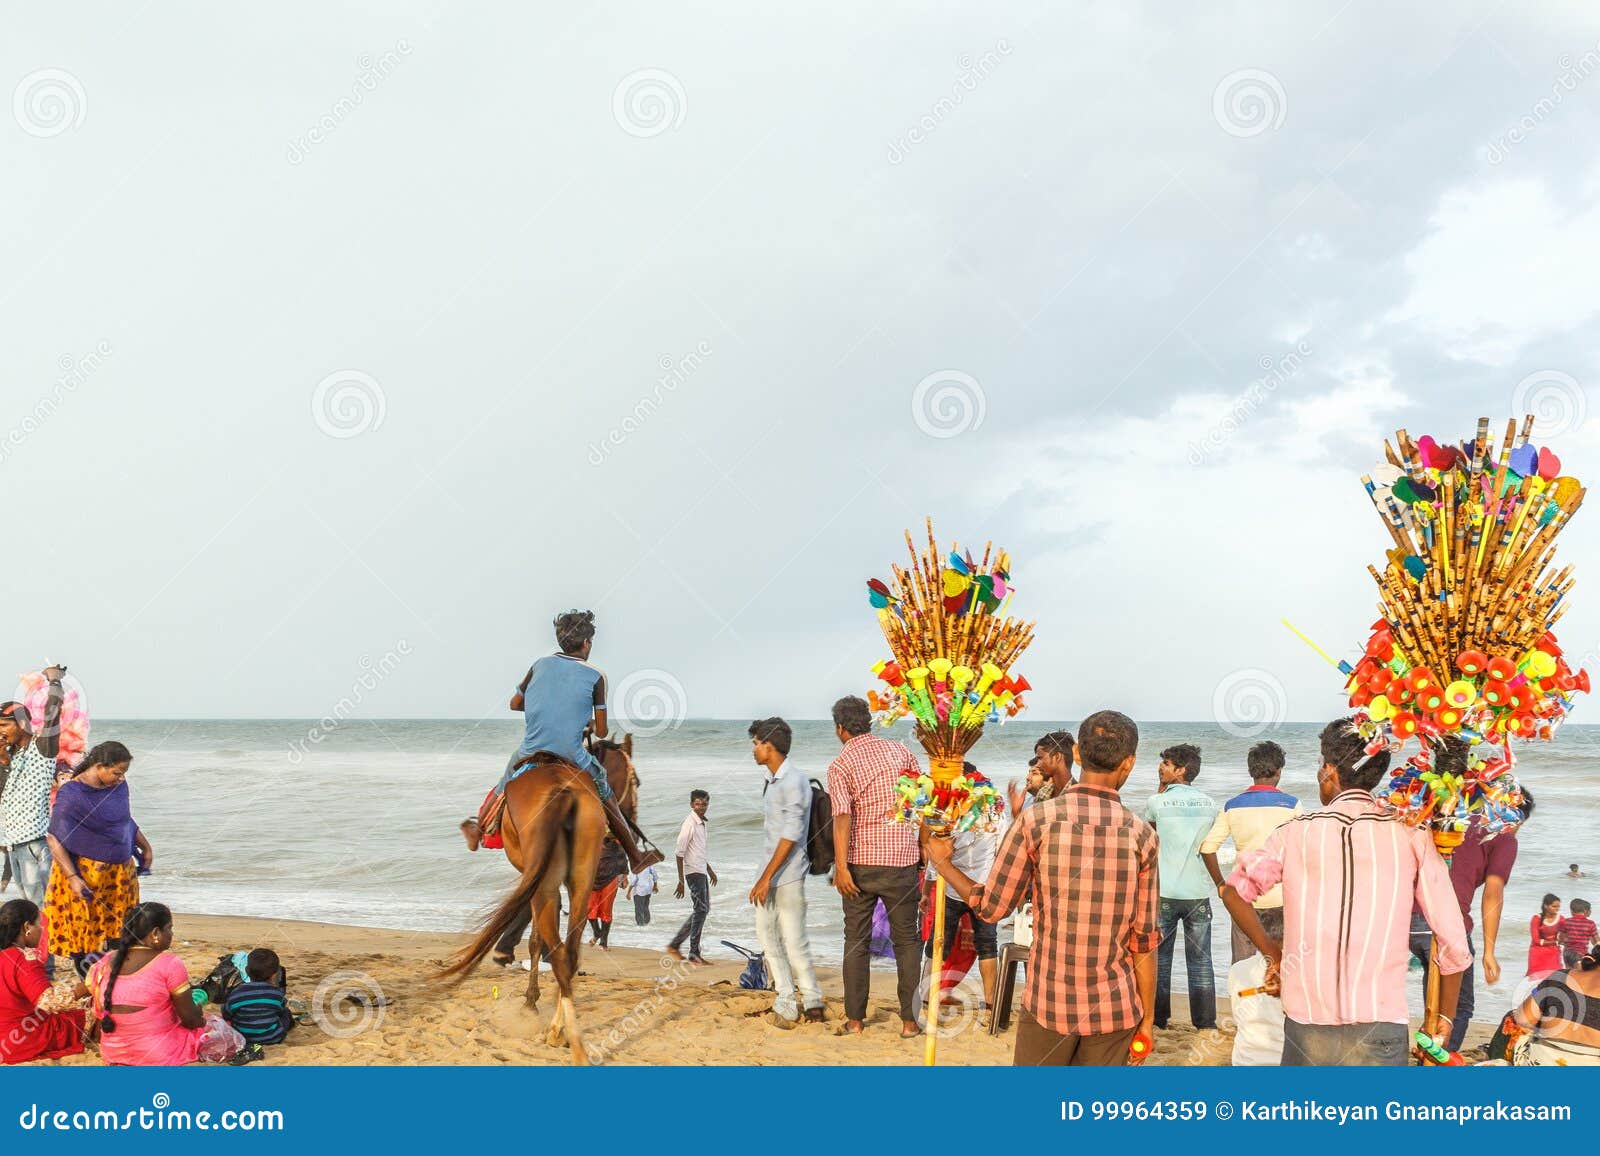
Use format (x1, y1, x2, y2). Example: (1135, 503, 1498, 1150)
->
(477, 788, 507, 844)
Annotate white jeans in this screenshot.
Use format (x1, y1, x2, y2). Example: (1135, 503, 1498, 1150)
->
(754, 878, 822, 1019)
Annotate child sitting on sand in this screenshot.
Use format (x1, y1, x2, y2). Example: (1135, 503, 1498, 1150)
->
(222, 948, 294, 1046)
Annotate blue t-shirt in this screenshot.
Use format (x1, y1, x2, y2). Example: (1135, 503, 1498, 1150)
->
(1144, 783, 1220, 901)
(516, 654, 604, 764)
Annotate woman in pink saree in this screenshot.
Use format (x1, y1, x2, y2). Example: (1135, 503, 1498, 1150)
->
(88, 903, 241, 1066)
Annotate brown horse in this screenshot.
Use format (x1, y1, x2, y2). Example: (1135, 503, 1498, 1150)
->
(438, 736, 638, 1064)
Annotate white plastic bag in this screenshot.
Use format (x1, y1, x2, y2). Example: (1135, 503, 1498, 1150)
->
(1228, 955, 1283, 1066)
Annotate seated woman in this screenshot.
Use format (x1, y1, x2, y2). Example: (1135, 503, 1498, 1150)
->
(0, 899, 86, 1064)
(1513, 942, 1600, 1065)
(88, 903, 241, 1066)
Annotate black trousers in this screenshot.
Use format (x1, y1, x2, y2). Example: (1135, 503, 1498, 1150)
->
(668, 872, 710, 956)
(496, 906, 533, 958)
(841, 863, 922, 1023)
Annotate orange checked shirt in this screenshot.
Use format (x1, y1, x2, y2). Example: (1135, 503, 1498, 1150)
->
(968, 783, 1160, 1036)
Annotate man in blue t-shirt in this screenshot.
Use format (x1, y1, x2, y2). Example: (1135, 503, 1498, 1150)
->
(1143, 743, 1220, 1031)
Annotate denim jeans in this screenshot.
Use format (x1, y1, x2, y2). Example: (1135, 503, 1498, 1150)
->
(668, 872, 710, 956)
(1155, 896, 1216, 1029)
(6, 839, 51, 908)
(754, 879, 822, 1019)
(1409, 918, 1475, 1053)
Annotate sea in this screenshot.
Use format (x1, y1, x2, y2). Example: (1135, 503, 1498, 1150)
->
(91, 718, 1600, 1018)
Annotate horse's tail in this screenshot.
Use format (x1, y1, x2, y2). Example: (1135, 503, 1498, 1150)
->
(435, 771, 578, 984)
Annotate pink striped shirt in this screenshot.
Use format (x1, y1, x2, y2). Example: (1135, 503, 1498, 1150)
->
(1229, 790, 1470, 1026)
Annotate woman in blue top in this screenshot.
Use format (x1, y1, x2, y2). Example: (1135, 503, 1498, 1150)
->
(488, 610, 663, 873)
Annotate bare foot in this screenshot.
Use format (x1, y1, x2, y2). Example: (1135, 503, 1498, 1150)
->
(460, 820, 482, 852)
(665, 946, 685, 961)
(804, 1007, 826, 1024)
(844, 1020, 865, 1035)
(687, 954, 710, 967)
(900, 1020, 923, 1038)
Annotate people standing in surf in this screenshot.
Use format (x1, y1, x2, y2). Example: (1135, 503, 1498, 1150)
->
(464, 610, 663, 874)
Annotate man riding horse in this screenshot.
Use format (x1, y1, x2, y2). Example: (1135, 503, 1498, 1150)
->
(466, 609, 663, 874)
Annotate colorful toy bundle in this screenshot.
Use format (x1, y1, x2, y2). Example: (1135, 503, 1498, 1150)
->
(888, 766, 1004, 833)
(865, 520, 1034, 833)
(13, 670, 89, 767)
(1340, 416, 1588, 852)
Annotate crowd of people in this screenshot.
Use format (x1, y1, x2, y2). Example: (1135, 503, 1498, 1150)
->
(5, 604, 1595, 1069)
(0, 671, 293, 1067)
(456, 610, 1600, 1068)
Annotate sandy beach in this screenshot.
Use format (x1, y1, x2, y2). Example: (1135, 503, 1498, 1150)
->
(28, 913, 1492, 1067)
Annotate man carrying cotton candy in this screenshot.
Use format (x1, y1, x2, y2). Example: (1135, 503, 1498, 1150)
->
(1221, 720, 1470, 1066)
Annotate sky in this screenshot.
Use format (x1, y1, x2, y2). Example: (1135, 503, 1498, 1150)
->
(5, 2, 1600, 729)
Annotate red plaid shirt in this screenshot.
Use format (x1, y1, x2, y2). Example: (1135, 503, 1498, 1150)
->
(827, 734, 922, 868)
(969, 783, 1160, 1036)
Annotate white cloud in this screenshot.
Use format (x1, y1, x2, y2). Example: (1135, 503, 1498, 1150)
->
(1389, 176, 1600, 365)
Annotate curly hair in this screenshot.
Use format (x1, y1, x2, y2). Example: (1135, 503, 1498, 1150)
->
(553, 610, 596, 654)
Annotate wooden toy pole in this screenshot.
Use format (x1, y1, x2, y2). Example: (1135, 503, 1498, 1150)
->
(925, 877, 947, 1066)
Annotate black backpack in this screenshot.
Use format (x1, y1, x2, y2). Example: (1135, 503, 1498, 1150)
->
(197, 952, 288, 1007)
(805, 777, 834, 876)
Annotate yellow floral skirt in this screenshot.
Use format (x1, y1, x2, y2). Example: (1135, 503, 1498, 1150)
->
(43, 857, 140, 956)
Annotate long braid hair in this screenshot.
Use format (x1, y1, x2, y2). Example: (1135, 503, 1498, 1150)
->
(0, 899, 39, 950)
(98, 902, 171, 1034)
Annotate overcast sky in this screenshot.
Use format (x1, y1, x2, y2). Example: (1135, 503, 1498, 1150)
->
(5, 2, 1600, 729)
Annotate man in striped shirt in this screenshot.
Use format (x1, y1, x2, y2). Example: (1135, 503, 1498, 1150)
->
(1223, 719, 1470, 1066)
(925, 710, 1160, 1065)
(827, 695, 924, 1037)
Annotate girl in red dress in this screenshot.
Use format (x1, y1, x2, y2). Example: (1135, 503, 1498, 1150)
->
(0, 899, 86, 1064)
(1528, 893, 1568, 981)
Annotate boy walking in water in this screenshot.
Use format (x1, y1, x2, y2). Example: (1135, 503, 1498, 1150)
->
(667, 790, 715, 963)
(747, 717, 824, 1022)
